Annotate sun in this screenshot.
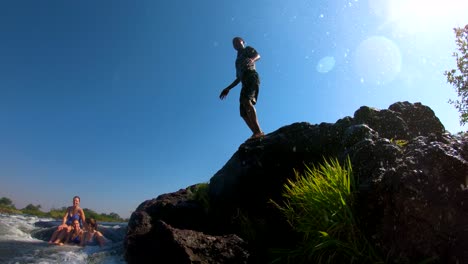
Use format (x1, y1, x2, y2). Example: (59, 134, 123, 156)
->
(370, 0, 468, 34)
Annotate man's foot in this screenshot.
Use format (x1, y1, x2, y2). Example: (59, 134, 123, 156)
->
(249, 132, 265, 140)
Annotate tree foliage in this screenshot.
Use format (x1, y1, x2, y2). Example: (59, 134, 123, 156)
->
(22, 204, 48, 217)
(445, 24, 468, 126)
(0, 197, 15, 208)
(23, 204, 41, 211)
(83, 208, 123, 222)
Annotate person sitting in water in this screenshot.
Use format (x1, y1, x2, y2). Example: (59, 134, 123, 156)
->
(48, 196, 86, 245)
(65, 219, 84, 245)
(51, 219, 84, 246)
(80, 218, 106, 247)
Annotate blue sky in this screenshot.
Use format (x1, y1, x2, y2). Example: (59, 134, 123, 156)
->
(1, 0, 467, 219)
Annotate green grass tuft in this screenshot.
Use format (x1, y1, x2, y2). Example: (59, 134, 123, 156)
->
(271, 157, 382, 264)
(390, 138, 408, 148)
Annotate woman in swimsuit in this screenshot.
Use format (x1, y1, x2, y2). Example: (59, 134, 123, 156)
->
(65, 219, 84, 245)
(48, 196, 87, 245)
(80, 218, 106, 247)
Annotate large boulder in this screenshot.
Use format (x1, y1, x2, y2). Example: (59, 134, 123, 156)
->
(364, 134, 468, 263)
(124, 185, 218, 262)
(125, 101, 468, 263)
(128, 220, 249, 264)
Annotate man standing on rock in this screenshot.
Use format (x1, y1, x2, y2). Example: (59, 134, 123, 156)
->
(219, 37, 264, 140)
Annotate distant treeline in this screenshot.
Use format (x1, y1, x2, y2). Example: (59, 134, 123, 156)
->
(0, 197, 127, 222)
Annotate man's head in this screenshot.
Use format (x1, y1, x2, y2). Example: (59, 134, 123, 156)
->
(232, 37, 245, 50)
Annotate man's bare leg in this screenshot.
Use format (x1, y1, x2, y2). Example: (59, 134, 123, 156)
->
(242, 100, 263, 138)
(242, 115, 256, 134)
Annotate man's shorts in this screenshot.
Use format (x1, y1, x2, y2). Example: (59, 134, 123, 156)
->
(239, 70, 260, 117)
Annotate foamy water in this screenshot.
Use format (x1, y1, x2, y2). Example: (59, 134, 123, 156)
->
(0, 214, 127, 264)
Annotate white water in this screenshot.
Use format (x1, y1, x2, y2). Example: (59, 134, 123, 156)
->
(0, 214, 127, 264)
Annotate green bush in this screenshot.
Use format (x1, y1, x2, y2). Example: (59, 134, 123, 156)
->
(188, 183, 211, 211)
(0, 197, 15, 208)
(0, 206, 21, 214)
(0, 197, 20, 214)
(272, 157, 381, 264)
(48, 208, 67, 219)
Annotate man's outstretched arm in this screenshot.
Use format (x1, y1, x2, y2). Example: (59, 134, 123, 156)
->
(219, 78, 240, 99)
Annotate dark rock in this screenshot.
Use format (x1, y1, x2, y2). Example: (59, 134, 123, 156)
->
(99, 226, 127, 243)
(125, 101, 468, 263)
(389, 101, 445, 138)
(136, 220, 249, 264)
(31, 227, 56, 241)
(367, 135, 468, 263)
(125, 185, 214, 263)
(353, 105, 410, 140)
(34, 221, 59, 228)
(341, 124, 379, 148)
(31, 221, 59, 241)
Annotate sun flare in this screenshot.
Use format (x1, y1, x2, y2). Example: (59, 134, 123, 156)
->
(371, 0, 468, 34)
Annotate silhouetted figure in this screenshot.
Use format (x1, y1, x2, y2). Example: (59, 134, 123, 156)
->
(220, 37, 264, 140)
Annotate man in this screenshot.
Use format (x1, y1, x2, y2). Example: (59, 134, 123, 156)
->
(219, 37, 264, 140)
